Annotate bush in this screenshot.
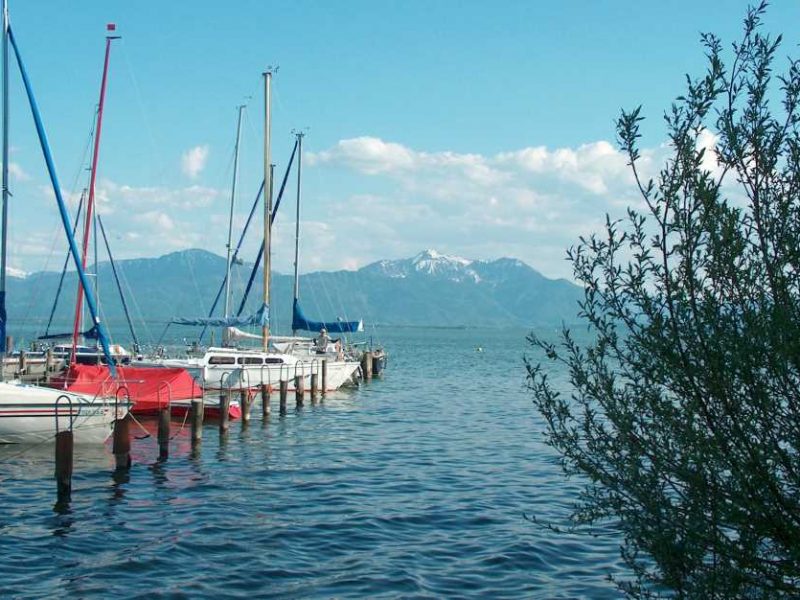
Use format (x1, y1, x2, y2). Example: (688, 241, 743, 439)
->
(527, 3, 800, 597)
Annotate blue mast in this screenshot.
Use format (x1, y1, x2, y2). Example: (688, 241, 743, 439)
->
(0, 0, 9, 360)
(8, 27, 117, 375)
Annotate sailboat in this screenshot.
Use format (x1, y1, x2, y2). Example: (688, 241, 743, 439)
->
(268, 131, 366, 368)
(37, 26, 228, 420)
(141, 72, 361, 393)
(0, 7, 126, 444)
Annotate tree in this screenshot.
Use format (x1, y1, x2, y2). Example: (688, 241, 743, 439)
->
(526, 3, 800, 597)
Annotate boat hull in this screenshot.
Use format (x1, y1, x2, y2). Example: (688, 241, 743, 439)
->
(0, 382, 124, 444)
(137, 353, 361, 393)
(197, 360, 360, 392)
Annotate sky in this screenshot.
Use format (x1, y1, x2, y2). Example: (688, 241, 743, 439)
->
(3, 0, 800, 281)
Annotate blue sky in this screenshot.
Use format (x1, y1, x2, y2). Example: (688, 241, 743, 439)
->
(4, 1, 800, 280)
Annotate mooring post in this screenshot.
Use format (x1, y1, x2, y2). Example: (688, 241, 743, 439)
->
(190, 397, 204, 444)
(295, 373, 305, 407)
(260, 383, 270, 418)
(219, 392, 231, 434)
(361, 351, 373, 381)
(310, 370, 318, 402)
(279, 380, 288, 414)
(241, 389, 251, 426)
(321, 359, 328, 396)
(45, 348, 53, 383)
(372, 351, 383, 376)
(113, 413, 132, 471)
(158, 404, 170, 461)
(55, 429, 73, 503)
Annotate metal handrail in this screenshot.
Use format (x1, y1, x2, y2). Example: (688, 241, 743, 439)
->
(156, 380, 172, 410)
(54, 393, 75, 434)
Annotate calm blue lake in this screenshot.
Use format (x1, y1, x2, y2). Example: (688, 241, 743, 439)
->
(0, 327, 625, 598)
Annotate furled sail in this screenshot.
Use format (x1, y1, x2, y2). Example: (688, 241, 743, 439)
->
(291, 299, 362, 334)
(38, 324, 100, 341)
(171, 302, 268, 327)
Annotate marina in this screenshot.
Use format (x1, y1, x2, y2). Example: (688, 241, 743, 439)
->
(0, 0, 789, 597)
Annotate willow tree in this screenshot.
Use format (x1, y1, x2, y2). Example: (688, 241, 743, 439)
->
(527, 3, 800, 597)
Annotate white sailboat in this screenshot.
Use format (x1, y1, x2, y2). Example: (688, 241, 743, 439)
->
(0, 8, 125, 443)
(141, 71, 360, 393)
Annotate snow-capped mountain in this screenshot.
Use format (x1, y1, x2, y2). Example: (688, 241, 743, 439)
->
(365, 249, 481, 282)
(6, 249, 584, 332)
(356, 249, 581, 325)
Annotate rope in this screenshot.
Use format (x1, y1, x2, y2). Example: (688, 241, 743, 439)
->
(170, 403, 191, 439)
(127, 411, 152, 440)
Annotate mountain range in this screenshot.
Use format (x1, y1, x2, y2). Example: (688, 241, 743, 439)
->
(6, 249, 584, 341)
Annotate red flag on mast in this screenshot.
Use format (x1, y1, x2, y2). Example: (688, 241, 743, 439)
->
(106, 23, 116, 31)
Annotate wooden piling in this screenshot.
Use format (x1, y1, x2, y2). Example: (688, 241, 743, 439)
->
(190, 397, 204, 443)
(45, 348, 53, 383)
(310, 372, 318, 402)
(241, 389, 251, 425)
(55, 430, 73, 502)
(279, 380, 288, 414)
(361, 351, 373, 381)
(112, 413, 132, 470)
(219, 392, 231, 433)
(321, 359, 328, 395)
(260, 383, 270, 418)
(295, 374, 305, 407)
(372, 351, 383, 376)
(158, 404, 170, 460)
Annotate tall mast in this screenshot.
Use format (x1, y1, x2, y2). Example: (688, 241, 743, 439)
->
(262, 69, 273, 351)
(70, 25, 118, 363)
(292, 131, 304, 336)
(224, 104, 245, 322)
(0, 0, 9, 364)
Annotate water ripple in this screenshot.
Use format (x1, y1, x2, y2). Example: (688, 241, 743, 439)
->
(0, 328, 624, 598)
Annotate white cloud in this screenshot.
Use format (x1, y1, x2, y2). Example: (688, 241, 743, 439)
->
(181, 145, 210, 179)
(300, 136, 656, 278)
(5, 162, 29, 182)
(2, 136, 699, 282)
(307, 137, 414, 174)
(136, 210, 175, 231)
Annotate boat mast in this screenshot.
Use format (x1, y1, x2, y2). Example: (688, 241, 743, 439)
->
(292, 130, 304, 336)
(262, 69, 273, 351)
(70, 25, 118, 364)
(0, 0, 9, 368)
(224, 104, 245, 326)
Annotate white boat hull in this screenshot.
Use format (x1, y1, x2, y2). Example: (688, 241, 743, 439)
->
(220, 359, 361, 392)
(0, 382, 123, 444)
(136, 348, 360, 392)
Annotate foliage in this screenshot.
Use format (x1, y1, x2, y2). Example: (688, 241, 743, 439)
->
(526, 3, 800, 597)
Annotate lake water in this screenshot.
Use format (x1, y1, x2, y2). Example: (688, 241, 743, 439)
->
(0, 327, 626, 598)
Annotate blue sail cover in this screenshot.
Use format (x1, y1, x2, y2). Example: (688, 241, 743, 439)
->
(172, 302, 268, 327)
(292, 299, 363, 334)
(38, 325, 99, 341)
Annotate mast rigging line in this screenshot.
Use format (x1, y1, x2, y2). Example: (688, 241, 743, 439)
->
(97, 214, 140, 349)
(235, 139, 297, 319)
(21, 96, 105, 337)
(43, 195, 85, 337)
